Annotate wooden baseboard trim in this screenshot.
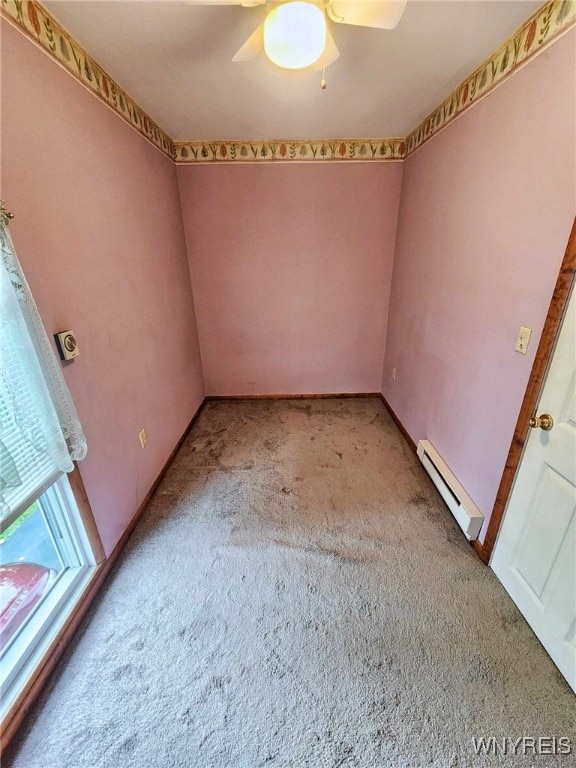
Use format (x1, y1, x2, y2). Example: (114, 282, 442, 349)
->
(1, 397, 207, 752)
(378, 393, 417, 453)
(122, 397, 206, 530)
(206, 392, 382, 401)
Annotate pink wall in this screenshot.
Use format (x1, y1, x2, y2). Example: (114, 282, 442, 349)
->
(1, 21, 205, 555)
(382, 30, 576, 540)
(3, 16, 573, 553)
(177, 163, 402, 395)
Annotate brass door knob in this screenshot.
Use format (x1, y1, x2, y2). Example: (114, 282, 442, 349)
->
(529, 414, 554, 431)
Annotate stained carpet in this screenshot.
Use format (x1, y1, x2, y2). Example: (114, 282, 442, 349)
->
(5, 399, 575, 767)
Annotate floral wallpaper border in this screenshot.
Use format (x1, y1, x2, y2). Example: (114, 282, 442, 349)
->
(1, 1, 574, 163)
(0, 0, 175, 159)
(406, 0, 576, 156)
(174, 139, 405, 163)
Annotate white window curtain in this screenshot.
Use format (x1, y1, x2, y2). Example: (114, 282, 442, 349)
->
(0, 204, 87, 529)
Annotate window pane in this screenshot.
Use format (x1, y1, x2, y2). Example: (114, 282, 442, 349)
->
(0, 349, 61, 528)
(0, 501, 65, 651)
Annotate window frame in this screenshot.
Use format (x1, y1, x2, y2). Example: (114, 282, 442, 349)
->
(0, 470, 103, 723)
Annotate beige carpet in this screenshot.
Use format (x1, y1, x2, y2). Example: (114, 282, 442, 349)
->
(6, 398, 575, 767)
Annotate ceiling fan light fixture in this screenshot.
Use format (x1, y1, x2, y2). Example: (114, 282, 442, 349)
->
(263, 2, 326, 70)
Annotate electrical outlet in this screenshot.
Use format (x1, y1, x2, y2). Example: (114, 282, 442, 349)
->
(139, 428, 147, 448)
(515, 326, 532, 355)
(392, 367, 397, 380)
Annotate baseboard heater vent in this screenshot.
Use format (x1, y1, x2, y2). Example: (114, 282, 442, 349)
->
(417, 440, 483, 541)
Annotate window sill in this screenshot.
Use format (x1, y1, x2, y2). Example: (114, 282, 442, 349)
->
(0, 562, 102, 742)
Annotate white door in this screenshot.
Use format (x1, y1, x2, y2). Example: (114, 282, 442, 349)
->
(492, 284, 576, 692)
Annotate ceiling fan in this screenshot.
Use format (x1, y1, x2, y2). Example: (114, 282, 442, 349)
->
(183, 1, 407, 78)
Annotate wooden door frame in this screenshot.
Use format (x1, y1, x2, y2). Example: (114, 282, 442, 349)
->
(475, 217, 576, 564)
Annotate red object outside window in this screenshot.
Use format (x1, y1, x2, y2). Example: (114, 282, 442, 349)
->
(0, 563, 54, 651)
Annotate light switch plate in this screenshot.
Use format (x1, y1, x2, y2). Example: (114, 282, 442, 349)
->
(515, 326, 532, 354)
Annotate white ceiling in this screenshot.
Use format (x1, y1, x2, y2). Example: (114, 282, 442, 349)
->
(43, 0, 542, 140)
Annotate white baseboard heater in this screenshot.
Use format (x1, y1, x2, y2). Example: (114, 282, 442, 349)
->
(417, 440, 484, 541)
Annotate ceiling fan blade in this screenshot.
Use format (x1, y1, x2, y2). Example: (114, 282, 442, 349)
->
(232, 24, 264, 62)
(312, 27, 340, 71)
(329, 0, 407, 30)
(182, 1, 265, 6)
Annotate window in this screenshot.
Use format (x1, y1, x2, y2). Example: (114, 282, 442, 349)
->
(0, 203, 97, 722)
(0, 476, 96, 716)
(0, 330, 62, 531)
